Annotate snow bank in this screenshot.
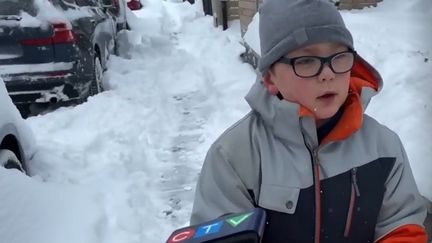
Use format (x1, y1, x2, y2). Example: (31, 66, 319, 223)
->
(0, 167, 101, 243)
(0, 79, 36, 162)
(0, 79, 26, 124)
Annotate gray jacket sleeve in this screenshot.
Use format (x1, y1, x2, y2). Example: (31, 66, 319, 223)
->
(190, 143, 255, 225)
(374, 137, 427, 240)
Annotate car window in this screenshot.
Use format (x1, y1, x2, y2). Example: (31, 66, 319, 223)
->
(100, 0, 114, 5)
(0, 0, 36, 16)
(75, 0, 98, 7)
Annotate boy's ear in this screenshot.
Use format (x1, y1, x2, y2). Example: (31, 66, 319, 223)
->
(263, 71, 279, 95)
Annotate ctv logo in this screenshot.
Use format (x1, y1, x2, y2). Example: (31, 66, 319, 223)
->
(166, 212, 253, 242)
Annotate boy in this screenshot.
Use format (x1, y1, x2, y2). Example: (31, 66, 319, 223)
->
(190, 0, 428, 242)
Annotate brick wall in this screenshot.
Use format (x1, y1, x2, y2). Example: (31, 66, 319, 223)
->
(337, 0, 383, 10)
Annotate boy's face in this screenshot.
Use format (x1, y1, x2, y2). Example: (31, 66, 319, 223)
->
(265, 42, 351, 121)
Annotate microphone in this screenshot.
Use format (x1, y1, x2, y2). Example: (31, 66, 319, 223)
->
(166, 208, 266, 243)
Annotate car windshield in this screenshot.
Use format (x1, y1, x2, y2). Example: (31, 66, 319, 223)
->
(0, 0, 36, 16)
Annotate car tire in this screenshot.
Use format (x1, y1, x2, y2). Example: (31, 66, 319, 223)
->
(89, 56, 104, 97)
(0, 149, 25, 173)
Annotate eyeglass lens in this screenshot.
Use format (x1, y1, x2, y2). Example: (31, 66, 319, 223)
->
(293, 52, 355, 78)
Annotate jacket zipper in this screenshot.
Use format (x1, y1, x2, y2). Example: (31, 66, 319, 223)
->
(352, 167, 360, 197)
(344, 167, 360, 238)
(301, 125, 321, 243)
(312, 148, 321, 243)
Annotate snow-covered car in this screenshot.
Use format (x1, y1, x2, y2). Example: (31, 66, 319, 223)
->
(0, 0, 127, 116)
(107, 0, 142, 31)
(105, 0, 142, 33)
(0, 78, 36, 173)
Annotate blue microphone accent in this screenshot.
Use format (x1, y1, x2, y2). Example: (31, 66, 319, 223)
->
(194, 220, 223, 239)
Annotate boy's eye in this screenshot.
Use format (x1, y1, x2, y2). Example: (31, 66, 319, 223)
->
(334, 53, 349, 60)
(295, 57, 318, 65)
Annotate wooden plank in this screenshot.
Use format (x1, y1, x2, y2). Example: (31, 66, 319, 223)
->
(227, 1, 239, 8)
(239, 1, 256, 10)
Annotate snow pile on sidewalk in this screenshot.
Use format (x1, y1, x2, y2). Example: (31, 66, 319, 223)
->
(0, 0, 430, 242)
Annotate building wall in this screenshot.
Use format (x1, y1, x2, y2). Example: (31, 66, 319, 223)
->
(238, 0, 262, 35)
(337, 0, 383, 10)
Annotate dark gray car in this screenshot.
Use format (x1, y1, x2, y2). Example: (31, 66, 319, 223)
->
(0, 0, 126, 116)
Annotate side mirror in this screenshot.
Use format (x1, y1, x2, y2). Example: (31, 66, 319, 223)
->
(127, 0, 142, 11)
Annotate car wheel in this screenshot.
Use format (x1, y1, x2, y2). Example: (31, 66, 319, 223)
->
(0, 149, 25, 173)
(89, 56, 104, 96)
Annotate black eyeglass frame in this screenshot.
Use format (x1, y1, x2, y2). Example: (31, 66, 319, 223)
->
(276, 49, 357, 78)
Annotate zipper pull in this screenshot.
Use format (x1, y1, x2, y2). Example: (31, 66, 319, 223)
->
(312, 149, 320, 165)
(351, 168, 360, 197)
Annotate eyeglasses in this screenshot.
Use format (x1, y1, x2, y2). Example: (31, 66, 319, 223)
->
(277, 50, 357, 78)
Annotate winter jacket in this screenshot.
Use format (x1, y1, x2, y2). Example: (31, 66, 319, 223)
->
(190, 56, 428, 242)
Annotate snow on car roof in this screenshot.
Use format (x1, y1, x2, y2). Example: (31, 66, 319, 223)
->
(33, 0, 70, 28)
(0, 0, 94, 29)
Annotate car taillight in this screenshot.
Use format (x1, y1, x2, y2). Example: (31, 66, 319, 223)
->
(127, 0, 142, 10)
(20, 23, 75, 46)
(51, 23, 75, 44)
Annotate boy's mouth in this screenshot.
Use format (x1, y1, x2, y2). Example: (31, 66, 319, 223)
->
(317, 92, 337, 100)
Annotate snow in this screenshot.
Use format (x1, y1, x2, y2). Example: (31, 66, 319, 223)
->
(0, 79, 37, 163)
(243, 12, 260, 55)
(0, 54, 21, 60)
(0, 167, 101, 243)
(0, 12, 41, 28)
(34, 0, 71, 28)
(0, 0, 430, 242)
(17, 12, 43, 28)
(0, 62, 74, 75)
(63, 7, 94, 21)
(7, 0, 91, 29)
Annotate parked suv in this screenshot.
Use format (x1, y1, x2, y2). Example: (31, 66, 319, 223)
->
(0, 0, 130, 116)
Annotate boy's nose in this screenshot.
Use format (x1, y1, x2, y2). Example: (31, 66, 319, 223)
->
(317, 64, 335, 82)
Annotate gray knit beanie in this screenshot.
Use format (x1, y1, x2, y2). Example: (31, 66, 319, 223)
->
(258, 0, 354, 73)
